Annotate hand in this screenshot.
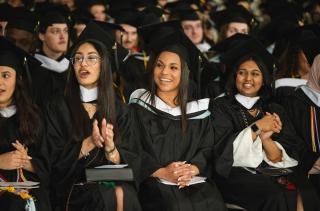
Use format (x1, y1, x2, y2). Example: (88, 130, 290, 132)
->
(256, 112, 281, 133)
(152, 161, 187, 183)
(12, 140, 28, 156)
(101, 118, 115, 152)
(175, 164, 199, 189)
(91, 119, 104, 148)
(0, 150, 31, 170)
(11, 140, 33, 171)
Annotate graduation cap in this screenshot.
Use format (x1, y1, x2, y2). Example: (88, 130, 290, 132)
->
(0, 3, 14, 21)
(136, 5, 164, 26)
(5, 8, 37, 34)
(221, 36, 275, 78)
(133, 0, 156, 9)
(210, 5, 256, 30)
(139, 21, 204, 93)
(37, 4, 71, 33)
(0, 37, 41, 92)
(165, 1, 201, 21)
(113, 9, 140, 27)
(212, 33, 252, 53)
(71, 9, 95, 25)
(70, 21, 128, 73)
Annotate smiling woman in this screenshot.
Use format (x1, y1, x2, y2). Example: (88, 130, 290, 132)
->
(210, 38, 310, 211)
(129, 22, 226, 211)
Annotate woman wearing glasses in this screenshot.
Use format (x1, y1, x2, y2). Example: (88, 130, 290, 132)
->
(45, 24, 141, 211)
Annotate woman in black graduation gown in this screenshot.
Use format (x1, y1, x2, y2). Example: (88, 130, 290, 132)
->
(210, 48, 304, 211)
(0, 37, 51, 210)
(284, 54, 320, 202)
(129, 32, 226, 211)
(45, 34, 141, 210)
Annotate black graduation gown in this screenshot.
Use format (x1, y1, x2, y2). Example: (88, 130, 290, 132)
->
(45, 95, 141, 211)
(0, 114, 51, 211)
(210, 96, 302, 211)
(130, 97, 226, 211)
(283, 88, 320, 201)
(31, 53, 68, 111)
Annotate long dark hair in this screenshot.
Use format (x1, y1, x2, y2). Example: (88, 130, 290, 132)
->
(0, 74, 42, 145)
(66, 39, 117, 141)
(147, 50, 190, 133)
(225, 54, 272, 101)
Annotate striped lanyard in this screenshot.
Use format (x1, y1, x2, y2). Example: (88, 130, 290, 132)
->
(310, 106, 320, 152)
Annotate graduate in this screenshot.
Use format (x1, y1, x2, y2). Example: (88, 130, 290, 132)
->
(0, 37, 51, 211)
(284, 54, 320, 204)
(32, 7, 71, 110)
(210, 37, 305, 211)
(45, 22, 141, 211)
(130, 22, 226, 211)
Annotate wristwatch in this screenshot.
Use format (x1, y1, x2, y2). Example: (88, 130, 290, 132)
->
(251, 123, 261, 136)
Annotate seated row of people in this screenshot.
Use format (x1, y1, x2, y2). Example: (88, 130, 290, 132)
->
(0, 21, 319, 211)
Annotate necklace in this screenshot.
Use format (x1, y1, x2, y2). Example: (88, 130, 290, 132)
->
(240, 108, 249, 127)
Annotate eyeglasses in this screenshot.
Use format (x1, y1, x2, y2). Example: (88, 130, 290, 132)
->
(70, 55, 101, 66)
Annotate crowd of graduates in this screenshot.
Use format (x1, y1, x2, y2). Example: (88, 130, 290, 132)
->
(0, 0, 320, 210)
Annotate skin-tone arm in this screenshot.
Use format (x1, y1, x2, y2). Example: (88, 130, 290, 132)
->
(254, 112, 283, 163)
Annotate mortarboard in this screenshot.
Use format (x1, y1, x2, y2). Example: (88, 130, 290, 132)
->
(0, 3, 13, 21)
(220, 36, 275, 77)
(212, 33, 252, 53)
(5, 8, 38, 34)
(165, 1, 201, 21)
(71, 9, 95, 25)
(0, 37, 42, 91)
(210, 5, 256, 30)
(136, 5, 164, 26)
(138, 21, 205, 93)
(36, 4, 71, 33)
(113, 9, 140, 27)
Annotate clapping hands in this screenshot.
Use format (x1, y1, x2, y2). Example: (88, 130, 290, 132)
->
(91, 118, 115, 153)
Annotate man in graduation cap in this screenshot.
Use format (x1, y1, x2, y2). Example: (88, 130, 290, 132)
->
(210, 4, 256, 42)
(31, 7, 71, 110)
(166, 1, 214, 53)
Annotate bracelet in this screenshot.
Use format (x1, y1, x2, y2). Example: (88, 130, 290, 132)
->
(105, 145, 116, 154)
